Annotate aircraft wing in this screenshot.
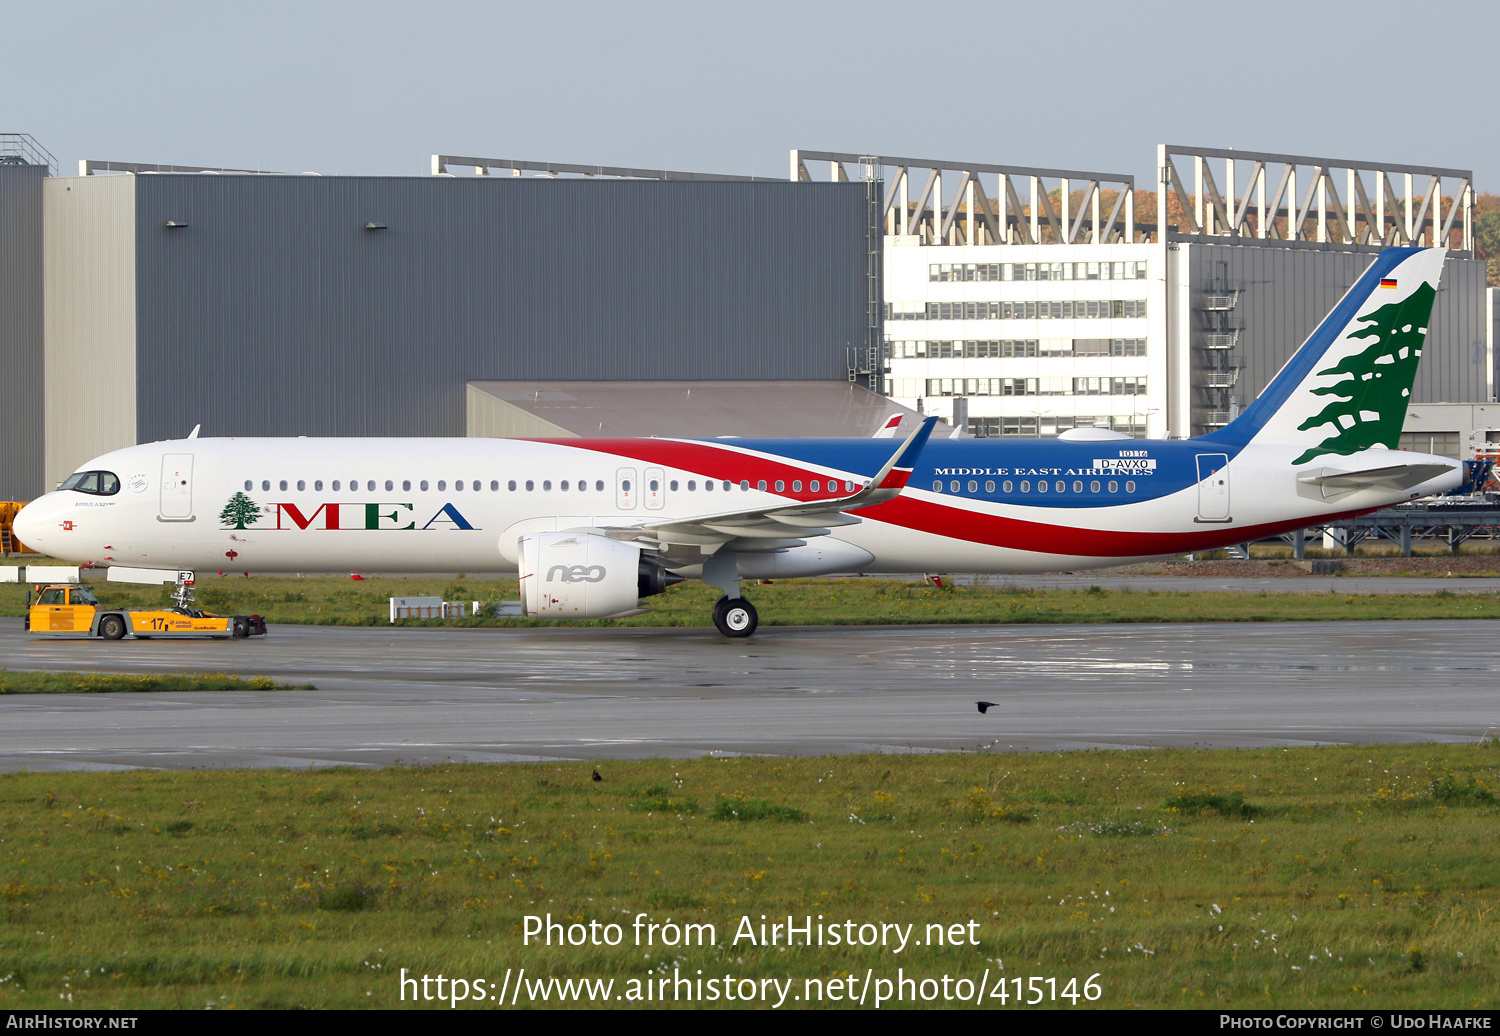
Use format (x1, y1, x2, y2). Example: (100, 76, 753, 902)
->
(574, 417, 937, 554)
(1296, 461, 1455, 496)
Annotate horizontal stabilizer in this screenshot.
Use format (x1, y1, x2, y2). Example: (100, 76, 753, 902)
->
(1297, 462, 1454, 497)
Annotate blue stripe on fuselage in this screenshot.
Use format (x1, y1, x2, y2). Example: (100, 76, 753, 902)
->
(705, 437, 1246, 509)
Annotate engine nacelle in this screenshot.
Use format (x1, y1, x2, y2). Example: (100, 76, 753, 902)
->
(520, 533, 664, 618)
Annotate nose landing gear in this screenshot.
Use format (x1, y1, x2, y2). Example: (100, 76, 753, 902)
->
(711, 596, 758, 638)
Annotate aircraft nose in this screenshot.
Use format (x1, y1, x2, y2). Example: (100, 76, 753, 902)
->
(12, 497, 55, 554)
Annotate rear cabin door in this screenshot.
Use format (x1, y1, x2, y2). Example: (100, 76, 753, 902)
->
(159, 454, 194, 520)
(1195, 453, 1230, 522)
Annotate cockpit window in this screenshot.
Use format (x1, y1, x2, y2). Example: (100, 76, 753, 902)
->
(59, 470, 120, 496)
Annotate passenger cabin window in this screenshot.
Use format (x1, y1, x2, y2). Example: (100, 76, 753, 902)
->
(1126, 481, 1137, 492)
(543, 480, 552, 491)
(490, 480, 499, 491)
(333, 481, 341, 490)
(420, 480, 429, 491)
(386, 480, 394, 491)
(279, 480, 288, 491)
(932, 481, 943, 492)
(507, 480, 516, 491)
(243, 480, 252, 491)
(669, 480, 679, 491)
(525, 480, 534, 491)
(297, 480, 306, 491)
(262, 480, 271, 491)
(403, 480, 411, 491)
(455, 480, 463, 491)
(437, 480, 446, 491)
(367, 480, 375, 492)
(688, 480, 697, 491)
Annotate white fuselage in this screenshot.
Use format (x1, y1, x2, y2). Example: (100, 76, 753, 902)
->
(13, 435, 1463, 578)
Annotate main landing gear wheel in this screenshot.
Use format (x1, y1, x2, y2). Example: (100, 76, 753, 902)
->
(712, 596, 758, 638)
(99, 615, 126, 641)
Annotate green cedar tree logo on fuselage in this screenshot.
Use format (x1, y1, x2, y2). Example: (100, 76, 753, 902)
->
(1293, 281, 1436, 465)
(220, 491, 261, 530)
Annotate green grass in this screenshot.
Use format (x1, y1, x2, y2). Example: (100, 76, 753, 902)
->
(0, 744, 1496, 1009)
(5, 575, 1499, 628)
(0, 671, 313, 695)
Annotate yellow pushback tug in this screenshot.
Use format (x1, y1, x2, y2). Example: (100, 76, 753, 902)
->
(25, 574, 267, 640)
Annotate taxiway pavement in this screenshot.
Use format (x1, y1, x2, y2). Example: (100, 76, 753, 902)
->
(1, 617, 1495, 771)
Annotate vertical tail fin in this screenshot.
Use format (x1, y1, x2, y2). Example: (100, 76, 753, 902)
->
(1205, 247, 1445, 463)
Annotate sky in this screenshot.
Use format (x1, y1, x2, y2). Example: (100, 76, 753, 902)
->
(6, 0, 1497, 190)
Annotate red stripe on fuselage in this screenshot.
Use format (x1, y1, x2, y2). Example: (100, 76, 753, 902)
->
(529, 438, 856, 502)
(855, 496, 1380, 557)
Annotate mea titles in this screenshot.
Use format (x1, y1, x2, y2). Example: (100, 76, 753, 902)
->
(524, 913, 982, 952)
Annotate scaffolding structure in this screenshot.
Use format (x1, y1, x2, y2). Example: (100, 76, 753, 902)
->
(791, 149, 1138, 246)
(0, 134, 56, 175)
(1157, 144, 1473, 255)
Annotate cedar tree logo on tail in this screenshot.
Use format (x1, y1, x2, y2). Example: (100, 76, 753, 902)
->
(1293, 281, 1437, 465)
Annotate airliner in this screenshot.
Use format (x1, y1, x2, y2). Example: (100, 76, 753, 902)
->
(14, 247, 1461, 637)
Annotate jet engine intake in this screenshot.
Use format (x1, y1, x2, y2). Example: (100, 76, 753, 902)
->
(519, 532, 656, 618)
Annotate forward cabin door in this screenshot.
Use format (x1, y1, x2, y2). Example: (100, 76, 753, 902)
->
(1195, 453, 1230, 522)
(159, 454, 195, 520)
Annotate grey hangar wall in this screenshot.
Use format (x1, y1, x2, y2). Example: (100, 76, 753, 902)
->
(42, 174, 871, 490)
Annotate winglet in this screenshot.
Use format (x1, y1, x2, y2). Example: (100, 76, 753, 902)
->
(832, 416, 937, 510)
(872, 414, 902, 438)
(880, 415, 937, 489)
